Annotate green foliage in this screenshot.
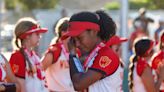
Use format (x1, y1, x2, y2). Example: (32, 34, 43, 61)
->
(104, 0, 164, 10)
(18, 0, 59, 10)
(152, 0, 164, 9)
(5, 0, 59, 10)
(104, 2, 120, 10)
(5, 0, 17, 9)
(129, 0, 164, 9)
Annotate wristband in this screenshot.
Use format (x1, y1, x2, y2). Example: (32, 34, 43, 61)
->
(3, 83, 16, 92)
(69, 54, 84, 79)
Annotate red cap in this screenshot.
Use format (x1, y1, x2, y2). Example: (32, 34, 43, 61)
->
(106, 35, 128, 46)
(145, 40, 154, 55)
(61, 21, 100, 40)
(19, 25, 48, 39)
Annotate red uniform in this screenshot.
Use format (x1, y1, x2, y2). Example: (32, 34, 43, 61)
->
(133, 59, 150, 92)
(152, 51, 164, 91)
(9, 49, 48, 92)
(83, 42, 123, 92)
(45, 43, 76, 91)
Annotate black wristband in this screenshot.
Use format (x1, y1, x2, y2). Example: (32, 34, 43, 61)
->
(69, 54, 84, 80)
(3, 83, 16, 92)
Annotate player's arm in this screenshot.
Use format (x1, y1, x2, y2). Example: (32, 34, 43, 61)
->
(41, 52, 53, 70)
(41, 44, 61, 70)
(141, 66, 162, 92)
(69, 54, 103, 91)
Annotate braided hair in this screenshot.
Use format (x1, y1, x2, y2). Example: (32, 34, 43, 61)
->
(128, 37, 153, 92)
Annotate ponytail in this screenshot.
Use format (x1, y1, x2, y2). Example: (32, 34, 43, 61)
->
(95, 10, 116, 41)
(20, 48, 33, 76)
(15, 37, 20, 49)
(128, 55, 137, 92)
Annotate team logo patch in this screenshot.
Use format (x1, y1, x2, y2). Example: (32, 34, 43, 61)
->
(99, 56, 111, 68)
(12, 64, 19, 73)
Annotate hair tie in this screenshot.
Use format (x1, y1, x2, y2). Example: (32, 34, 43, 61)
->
(95, 13, 100, 20)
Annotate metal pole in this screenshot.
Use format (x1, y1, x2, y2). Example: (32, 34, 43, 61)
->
(120, 0, 129, 67)
(0, 0, 3, 49)
(120, 0, 129, 92)
(0, 0, 5, 51)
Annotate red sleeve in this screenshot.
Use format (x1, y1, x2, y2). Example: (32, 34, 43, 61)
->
(89, 47, 120, 76)
(0, 68, 2, 81)
(137, 60, 149, 76)
(152, 57, 161, 69)
(9, 50, 25, 78)
(152, 52, 163, 69)
(46, 43, 61, 63)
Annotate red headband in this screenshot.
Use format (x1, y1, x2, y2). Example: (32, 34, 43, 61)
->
(69, 21, 100, 32)
(61, 21, 100, 40)
(19, 25, 47, 39)
(145, 41, 154, 55)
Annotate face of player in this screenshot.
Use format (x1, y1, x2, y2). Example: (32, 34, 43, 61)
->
(110, 44, 121, 56)
(74, 30, 98, 53)
(29, 32, 41, 47)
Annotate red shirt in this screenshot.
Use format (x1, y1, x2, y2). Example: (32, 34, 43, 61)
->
(9, 50, 26, 78)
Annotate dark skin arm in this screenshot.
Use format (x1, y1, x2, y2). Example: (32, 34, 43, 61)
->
(71, 69, 103, 90)
(68, 38, 104, 90)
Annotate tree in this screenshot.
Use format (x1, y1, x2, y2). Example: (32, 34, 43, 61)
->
(5, 0, 59, 10)
(129, 0, 164, 9)
(4, 0, 16, 9)
(104, 0, 164, 10)
(151, 0, 164, 9)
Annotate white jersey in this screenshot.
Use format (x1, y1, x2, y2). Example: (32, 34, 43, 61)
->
(9, 49, 48, 92)
(83, 42, 123, 92)
(133, 63, 146, 92)
(25, 73, 48, 92)
(25, 50, 48, 92)
(45, 47, 75, 92)
(89, 65, 123, 92)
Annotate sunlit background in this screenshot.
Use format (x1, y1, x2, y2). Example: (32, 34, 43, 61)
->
(0, 0, 164, 91)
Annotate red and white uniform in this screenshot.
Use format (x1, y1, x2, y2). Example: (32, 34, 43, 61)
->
(9, 49, 48, 92)
(45, 43, 75, 92)
(151, 51, 164, 91)
(133, 60, 150, 92)
(84, 42, 123, 92)
(0, 54, 6, 81)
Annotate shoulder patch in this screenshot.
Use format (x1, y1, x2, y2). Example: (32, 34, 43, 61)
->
(99, 56, 112, 68)
(12, 64, 19, 73)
